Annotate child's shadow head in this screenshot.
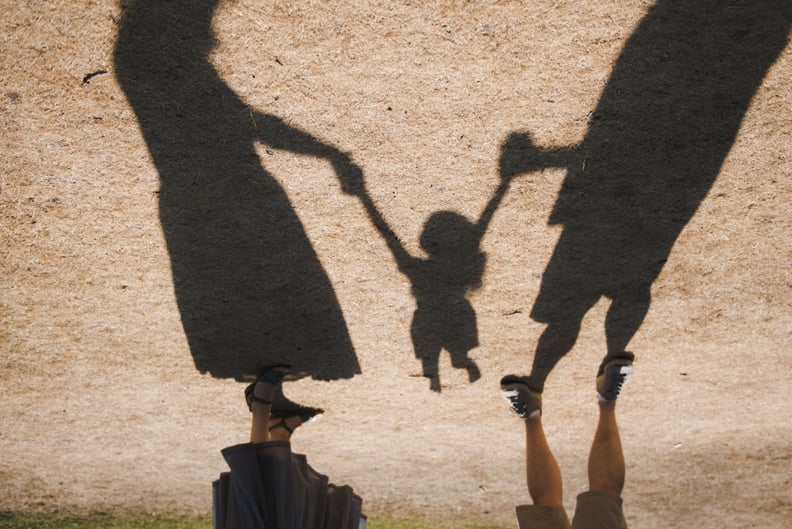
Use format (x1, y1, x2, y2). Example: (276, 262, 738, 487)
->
(420, 211, 486, 288)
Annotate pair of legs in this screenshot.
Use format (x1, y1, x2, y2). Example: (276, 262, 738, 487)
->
(524, 401, 624, 507)
(502, 355, 633, 528)
(418, 349, 482, 392)
(247, 366, 322, 443)
(249, 397, 304, 443)
(413, 306, 482, 392)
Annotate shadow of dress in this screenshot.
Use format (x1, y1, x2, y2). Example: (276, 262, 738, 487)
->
(113, 0, 361, 382)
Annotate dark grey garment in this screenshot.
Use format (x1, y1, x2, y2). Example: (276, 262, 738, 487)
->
(214, 441, 363, 529)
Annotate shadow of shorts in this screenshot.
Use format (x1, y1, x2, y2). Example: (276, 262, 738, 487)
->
(516, 492, 627, 529)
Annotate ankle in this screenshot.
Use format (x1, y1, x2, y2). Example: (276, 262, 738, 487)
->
(597, 397, 616, 408)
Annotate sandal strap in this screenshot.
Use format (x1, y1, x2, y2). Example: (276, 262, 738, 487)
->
(248, 395, 272, 407)
(269, 418, 294, 434)
(244, 364, 292, 411)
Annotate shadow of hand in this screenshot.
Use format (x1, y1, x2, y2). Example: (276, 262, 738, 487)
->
(332, 154, 366, 196)
(499, 132, 547, 178)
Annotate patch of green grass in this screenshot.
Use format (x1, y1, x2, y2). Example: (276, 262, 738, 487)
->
(366, 522, 445, 529)
(366, 521, 505, 529)
(0, 512, 508, 529)
(0, 512, 210, 529)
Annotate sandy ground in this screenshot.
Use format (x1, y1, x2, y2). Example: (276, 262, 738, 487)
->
(1, 1, 791, 527)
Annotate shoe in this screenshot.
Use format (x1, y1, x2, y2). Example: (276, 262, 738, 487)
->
(244, 365, 291, 411)
(596, 353, 634, 402)
(500, 375, 542, 419)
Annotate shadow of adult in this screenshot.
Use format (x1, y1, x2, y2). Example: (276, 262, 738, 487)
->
(500, 0, 791, 391)
(338, 162, 513, 391)
(113, 0, 362, 382)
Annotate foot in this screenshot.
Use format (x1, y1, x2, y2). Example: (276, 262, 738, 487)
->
(270, 386, 324, 419)
(596, 353, 634, 402)
(271, 404, 324, 424)
(500, 375, 542, 419)
(466, 361, 482, 383)
(245, 365, 291, 411)
(268, 407, 323, 441)
(424, 373, 441, 392)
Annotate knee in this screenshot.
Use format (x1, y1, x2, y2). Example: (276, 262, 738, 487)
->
(588, 479, 623, 498)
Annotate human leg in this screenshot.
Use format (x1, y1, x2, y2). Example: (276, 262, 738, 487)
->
(266, 384, 324, 442)
(587, 402, 624, 496)
(525, 414, 565, 506)
(502, 381, 570, 529)
(568, 360, 632, 529)
(589, 354, 633, 492)
(500, 378, 563, 506)
(246, 365, 291, 443)
(268, 415, 304, 442)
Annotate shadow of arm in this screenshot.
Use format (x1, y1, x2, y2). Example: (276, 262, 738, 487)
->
(499, 132, 578, 177)
(250, 110, 351, 166)
(354, 186, 414, 275)
(475, 179, 510, 237)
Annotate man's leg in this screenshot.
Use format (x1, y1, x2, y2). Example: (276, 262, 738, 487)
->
(587, 401, 624, 496)
(525, 414, 564, 506)
(589, 355, 632, 493)
(569, 358, 633, 529)
(501, 378, 571, 529)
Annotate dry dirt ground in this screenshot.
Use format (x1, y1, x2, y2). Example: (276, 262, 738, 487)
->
(2, 1, 791, 528)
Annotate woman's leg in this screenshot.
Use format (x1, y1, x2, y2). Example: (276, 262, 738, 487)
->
(250, 396, 274, 443)
(248, 366, 291, 443)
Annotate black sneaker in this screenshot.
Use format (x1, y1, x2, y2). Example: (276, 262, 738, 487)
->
(596, 354, 634, 402)
(500, 375, 542, 419)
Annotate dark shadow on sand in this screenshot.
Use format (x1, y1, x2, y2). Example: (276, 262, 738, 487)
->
(339, 163, 512, 391)
(113, 0, 362, 381)
(500, 0, 791, 391)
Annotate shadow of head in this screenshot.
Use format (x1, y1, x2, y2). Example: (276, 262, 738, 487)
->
(418, 211, 486, 291)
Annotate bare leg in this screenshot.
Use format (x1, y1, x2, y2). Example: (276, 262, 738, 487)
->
(525, 415, 564, 506)
(250, 399, 273, 443)
(587, 401, 625, 496)
(248, 371, 288, 443)
(268, 416, 303, 442)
